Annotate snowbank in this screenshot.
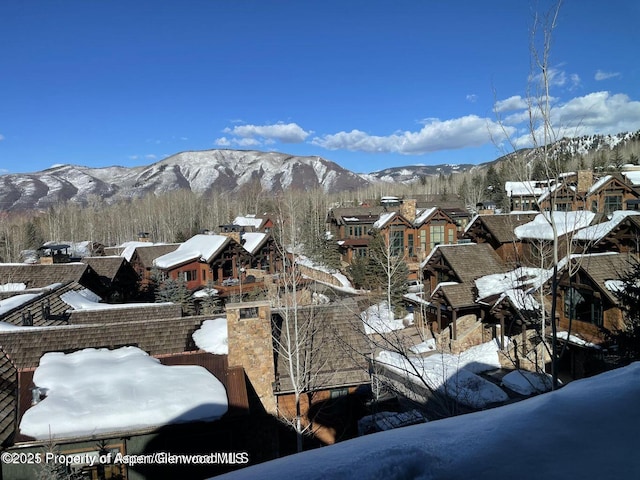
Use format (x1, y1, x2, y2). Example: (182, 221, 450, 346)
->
(20, 346, 228, 440)
(192, 318, 228, 355)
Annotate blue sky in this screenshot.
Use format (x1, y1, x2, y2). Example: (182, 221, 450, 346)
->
(1, 1, 639, 175)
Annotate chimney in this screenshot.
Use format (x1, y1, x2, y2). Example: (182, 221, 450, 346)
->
(577, 170, 594, 195)
(400, 199, 417, 222)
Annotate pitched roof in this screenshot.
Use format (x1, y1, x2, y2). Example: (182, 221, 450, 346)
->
(273, 299, 370, 393)
(574, 253, 639, 305)
(82, 256, 127, 282)
(466, 213, 538, 244)
(0, 315, 209, 370)
(154, 235, 233, 269)
(437, 243, 507, 283)
(0, 281, 86, 327)
(0, 263, 92, 289)
(133, 244, 181, 269)
(0, 347, 17, 447)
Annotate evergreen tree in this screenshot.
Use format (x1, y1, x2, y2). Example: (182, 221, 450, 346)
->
(155, 276, 195, 315)
(611, 261, 640, 363)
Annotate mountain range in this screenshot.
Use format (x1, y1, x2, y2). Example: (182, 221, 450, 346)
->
(1, 131, 638, 212)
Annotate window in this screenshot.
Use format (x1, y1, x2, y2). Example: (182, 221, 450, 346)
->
(407, 233, 414, 257)
(564, 287, 602, 326)
(430, 221, 445, 250)
(239, 306, 259, 319)
(330, 387, 349, 399)
(447, 228, 455, 244)
(390, 228, 404, 256)
(604, 195, 622, 214)
(420, 230, 427, 254)
(202, 269, 207, 281)
(348, 225, 363, 238)
(184, 269, 197, 282)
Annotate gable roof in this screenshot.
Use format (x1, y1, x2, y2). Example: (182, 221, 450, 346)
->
(0, 263, 94, 289)
(82, 256, 128, 282)
(572, 253, 639, 305)
(132, 244, 181, 269)
(154, 234, 233, 269)
(435, 243, 507, 283)
(586, 173, 636, 197)
(465, 213, 538, 244)
(273, 299, 370, 393)
(573, 211, 640, 243)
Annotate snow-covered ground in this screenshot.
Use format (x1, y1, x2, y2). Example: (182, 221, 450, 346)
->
(20, 346, 228, 440)
(217, 363, 640, 479)
(376, 339, 509, 409)
(361, 301, 412, 334)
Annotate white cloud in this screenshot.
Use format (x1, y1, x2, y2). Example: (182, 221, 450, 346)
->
(511, 91, 640, 147)
(145, 154, 157, 160)
(494, 95, 528, 113)
(595, 70, 621, 81)
(530, 67, 580, 90)
(311, 116, 516, 155)
(0, 134, 5, 141)
(214, 137, 231, 147)
(224, 122, 311, 143)
(466, 94, 478, 103)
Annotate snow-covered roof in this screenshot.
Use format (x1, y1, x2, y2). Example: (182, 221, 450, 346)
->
(622, 170, 640, 186)
(514, 211, 595, 240)
(0, 293, 41, 316)
(0, 283, 26, 292)
(241, 232, 268, 255)
(19, 346, 228, 440)
(60, 289, 173, 311)
(586, 175, 612, 196)
(232, 215, 263, 228)
(192, 318, 228, 355)
(573, 210, 640, 242)
(414, 207, 437, 226)
(505, 181, 547, 197)
(373, 212, 396, 229)
(154, 234, 230, 269)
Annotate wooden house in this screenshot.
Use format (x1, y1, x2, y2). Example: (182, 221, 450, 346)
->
(421, 243, 508, 338)
(573, 211, 640, 254)
(326, 206, 387, 264)
(82, 255, 140, 301)
(462, 213, 538, 266)
(226, 299, 371, 447)
(555, 252, 639, 379)
(0, 263, 103, 297)
(585, 173, 640, 214)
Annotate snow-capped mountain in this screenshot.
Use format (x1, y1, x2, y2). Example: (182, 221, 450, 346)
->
(0, 150, 372, 211)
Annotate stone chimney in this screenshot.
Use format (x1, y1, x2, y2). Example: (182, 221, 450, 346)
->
(400, 199, 417, 222)
(577, 170, 594, 195)
(226, 301, 276, 414)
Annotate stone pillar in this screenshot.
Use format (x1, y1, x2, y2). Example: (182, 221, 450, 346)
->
(226, 301, 277, 414)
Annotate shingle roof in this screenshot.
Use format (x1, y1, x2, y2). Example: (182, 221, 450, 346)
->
(0, 315, 211, 370)
(273, 298, 370, 393)
(576, 253, 639, 305)
(134, 244, 181, 269)
(438, 243, 508, 283)
(472, 213, 539, 244)
(0, 282, 87, 327)
(0, 347, 17, 447)
(0, 263, 92, 289)
(82, 256, 127, 281)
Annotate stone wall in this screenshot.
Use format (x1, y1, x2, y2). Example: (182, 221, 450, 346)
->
(226, 301, 277, 414)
